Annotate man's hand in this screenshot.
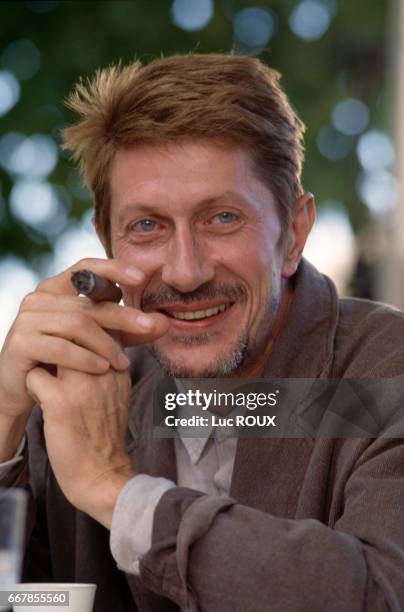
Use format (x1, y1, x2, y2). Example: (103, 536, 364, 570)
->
(0, 257, 169, 419)
(26, 364, 134, 529)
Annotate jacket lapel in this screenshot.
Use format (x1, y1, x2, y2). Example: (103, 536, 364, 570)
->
(261, 259, 339, 379)
(230, 260, 339, 516)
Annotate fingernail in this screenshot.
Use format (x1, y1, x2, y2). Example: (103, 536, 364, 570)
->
(125, 267, 144, 282)
(118, 353, 130, 368)
(137, 314, 155, 330)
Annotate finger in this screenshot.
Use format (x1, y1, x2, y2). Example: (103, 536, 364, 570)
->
(19, 291, 94, 314)
(120, 314, 170, 347)
(19, 292, 170, 345)
(17, 310, 130, 371)
(26, 366, 61, 406)
(90, 301, 170, 345)
(36, 258, 144, 296)
(23, 335, 111, 374)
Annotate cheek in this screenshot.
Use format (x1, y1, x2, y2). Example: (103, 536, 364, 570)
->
(236, 241, 278, 283)
(113, 241, 165, 276)
(246, 246, 283, 310)
(208, 231, 278, 282)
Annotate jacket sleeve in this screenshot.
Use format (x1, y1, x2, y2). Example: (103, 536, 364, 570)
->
(138, 435, 404, 612)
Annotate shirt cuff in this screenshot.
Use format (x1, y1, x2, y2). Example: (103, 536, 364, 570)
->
(0, 436, 26, 478)
(110, 474, 176, 575)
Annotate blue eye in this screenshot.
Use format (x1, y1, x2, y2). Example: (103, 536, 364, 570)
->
(212, 212, 237, 224)
(133, 219, 157, 232)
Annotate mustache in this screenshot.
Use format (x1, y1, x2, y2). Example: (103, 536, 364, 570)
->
(141, 281, 247, 310)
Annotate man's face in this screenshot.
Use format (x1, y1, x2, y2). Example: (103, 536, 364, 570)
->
(108, 140, 290, 377)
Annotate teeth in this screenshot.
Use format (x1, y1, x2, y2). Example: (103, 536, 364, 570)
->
(170, 303, 229, 320)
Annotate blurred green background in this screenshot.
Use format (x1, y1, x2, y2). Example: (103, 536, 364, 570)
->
(0, 0, 397, 345)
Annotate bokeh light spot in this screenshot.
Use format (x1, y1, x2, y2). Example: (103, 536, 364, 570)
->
(171, 0, 213, 31)
(9, 180, 70, 236)
(304, 202, 356, 291)
(289, 0, 332, 41)
(0, 257, 40, 349)
(1, 134, 58, 178)
(47, 216, 106, 276)
(357, 130, 395, 172)
(332, 98, 369, 136)
(234, 8, 274, 49)
(0, 71, 20, 117)
(1, 39, 40, 81)
(0, 133, 24, 172)
(317, 125, 353, 160)
(357, 171, 398, 216)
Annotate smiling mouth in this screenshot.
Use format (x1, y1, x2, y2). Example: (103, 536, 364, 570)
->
(158, 302, 233, 321)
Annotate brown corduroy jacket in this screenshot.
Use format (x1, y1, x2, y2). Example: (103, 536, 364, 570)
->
(3, 259, 404, 612)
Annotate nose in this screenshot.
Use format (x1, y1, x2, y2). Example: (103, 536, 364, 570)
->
(161, 225, 214, 292)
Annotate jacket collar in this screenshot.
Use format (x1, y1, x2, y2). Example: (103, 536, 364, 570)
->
(261, 258, 339, 379)
(230, 259, 340, 511)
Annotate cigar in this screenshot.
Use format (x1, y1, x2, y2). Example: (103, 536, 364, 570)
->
(71, 269, 122, 303)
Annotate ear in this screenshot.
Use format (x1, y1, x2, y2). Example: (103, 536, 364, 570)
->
(282, 193, 316, 278)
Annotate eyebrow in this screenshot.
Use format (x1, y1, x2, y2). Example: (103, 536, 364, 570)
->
(117, 191, 251, 224)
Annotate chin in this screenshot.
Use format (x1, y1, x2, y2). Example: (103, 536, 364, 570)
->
(148, 333, 249, 378)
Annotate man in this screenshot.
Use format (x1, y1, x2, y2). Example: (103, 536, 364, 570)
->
(0, 53, 403, 611)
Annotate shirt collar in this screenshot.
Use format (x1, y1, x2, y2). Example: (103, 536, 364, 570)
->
(174, 379, 243, 464)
